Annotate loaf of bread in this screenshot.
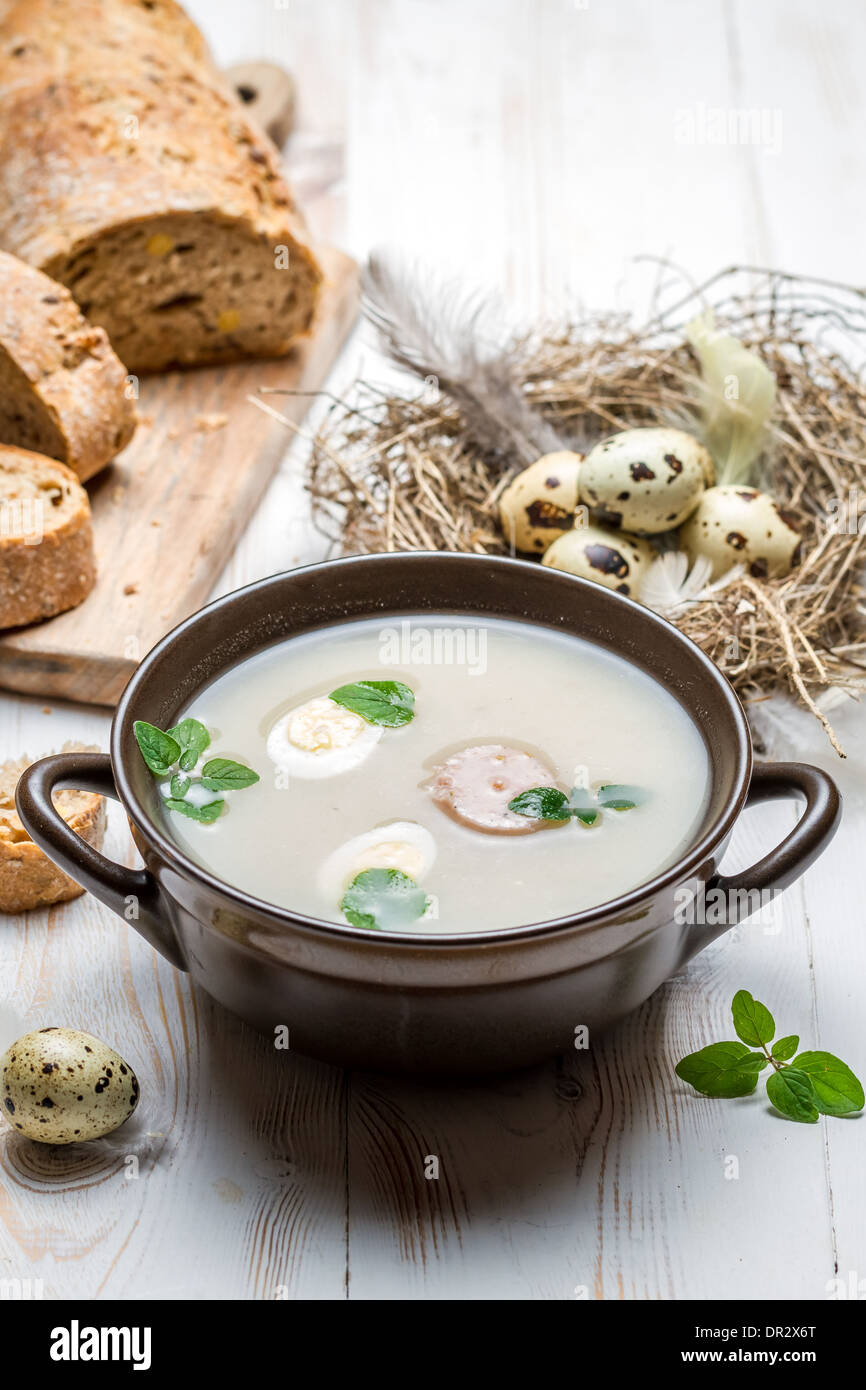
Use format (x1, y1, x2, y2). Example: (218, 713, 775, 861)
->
(0, 0, 322, 371)
(0, 743, 106, 912)
(0, 252, 136, 482)
(0, 446, 96, 628)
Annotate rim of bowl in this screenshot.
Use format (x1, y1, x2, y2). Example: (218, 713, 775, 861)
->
(112, 552, 753, 948)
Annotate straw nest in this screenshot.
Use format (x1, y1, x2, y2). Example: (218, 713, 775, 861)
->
(269, 264, 866, 755)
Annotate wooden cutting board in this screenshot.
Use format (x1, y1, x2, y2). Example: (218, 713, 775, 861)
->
(0, 244, 358, 707)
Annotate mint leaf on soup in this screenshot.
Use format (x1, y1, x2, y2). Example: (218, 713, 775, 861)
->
(508, 782, 642, 827)
(509, 787, 571, 822)
(793, 1052, 865, 1116)
(329, 680, 415, 727)
(596, 784, 645, 811)
(340, 868, 428, 931)
(568, 786, 601, 827)
(135, 716, 258, 824)
(134, 721, 181, 776)
(766, 1068, 819, 1124)
(164, 797, 224, 824)
(168, 717, 211, 771)
(200, 757, 260, 791)
(675, 1041, 763, 1098)
(731, 989, 775, 1047)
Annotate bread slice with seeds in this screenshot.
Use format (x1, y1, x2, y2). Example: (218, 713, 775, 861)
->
(0, 743, 106, 913)
(0, 0, 323, 371)
(0, 446, 96, 629)
(0, 251, 137, 482)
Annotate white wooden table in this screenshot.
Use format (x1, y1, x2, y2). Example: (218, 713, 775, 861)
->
(2, 0, 864, 1301)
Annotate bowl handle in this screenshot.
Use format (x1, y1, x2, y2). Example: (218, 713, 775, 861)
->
(15, 751, 187, 972)
(701, 761, 841, 933)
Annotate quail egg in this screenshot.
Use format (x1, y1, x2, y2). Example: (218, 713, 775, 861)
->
(0, 1027, 139, 1144)
(267, 695, 383, 779)
(541, 522, 654, 598)
(679, 485, 802, 580)
(579, 427, 712, 534)
(499, 451, 584, 553)
(319, 821, 437, 899)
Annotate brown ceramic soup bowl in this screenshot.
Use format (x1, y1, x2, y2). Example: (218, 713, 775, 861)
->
(16, 553, 840, 1075)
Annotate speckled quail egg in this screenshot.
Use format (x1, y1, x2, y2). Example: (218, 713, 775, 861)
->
(679, 485, 802, 580)
(579, 427, 713, 534)
(541, 522, 654, 598)
(0, 1028, 139, 1144)
(499, 451, 584, 553)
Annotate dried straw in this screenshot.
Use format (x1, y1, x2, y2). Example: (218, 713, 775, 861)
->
(277, 265, 866, 755)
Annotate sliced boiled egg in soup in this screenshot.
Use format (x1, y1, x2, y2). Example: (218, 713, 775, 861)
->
(267, 695, 382, 778)
(319, 821, 437, 898)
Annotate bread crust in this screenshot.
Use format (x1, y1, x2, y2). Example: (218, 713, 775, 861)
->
(0, 742, 106, 912)
(0, 445, 96, 628)
(0, 251, 137, 481)
(0, 0, 323, 371)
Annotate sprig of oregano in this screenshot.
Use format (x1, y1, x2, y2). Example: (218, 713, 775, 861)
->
(676, 990, 864, 1123)
(340, 868, 429, 931)
(134, 718, 259, 824)
(329, 679, 415, 727)
(509, 782, 645, 829)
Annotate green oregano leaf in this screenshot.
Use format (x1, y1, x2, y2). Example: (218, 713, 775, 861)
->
(793, 1052, 865, 1116)
(164, 797, 224, 824)
(597, 784, 645, 811)
(509, 781, 643, 827)
(677, 990, 864, 1126)
(568, 787, 601, 826)
(167, 717, 211, 771)
(200, 757, 260, 791)
(766, 1068, 819, 1123)
(340, 868, 428, 931)
(675, 1041, 763, 1098)
(508, 788, 572, 822)
(749, 1051, 772, 1071)
(731, 989, 775, 1047)
(329, 680, 415, 727)
(134, 721, 181, 776)
(136, 715, 258, 824)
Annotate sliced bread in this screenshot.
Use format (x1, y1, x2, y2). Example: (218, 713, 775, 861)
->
(0, 743, 106, 912)
(0, 0, 323, 371)
(0, 446, 96, 629)
(0, 251, 137, 482)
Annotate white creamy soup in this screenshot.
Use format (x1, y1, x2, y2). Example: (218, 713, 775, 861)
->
(151, 615, 710, 933)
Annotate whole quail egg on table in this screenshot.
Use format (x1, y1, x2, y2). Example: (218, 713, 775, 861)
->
(0, 1027, 139, 1144)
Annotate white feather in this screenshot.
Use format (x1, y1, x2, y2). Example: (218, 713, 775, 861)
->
(640, 550, 744, 616)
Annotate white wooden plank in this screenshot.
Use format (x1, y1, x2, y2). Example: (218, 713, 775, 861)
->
(791, 737, 866, 1300)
